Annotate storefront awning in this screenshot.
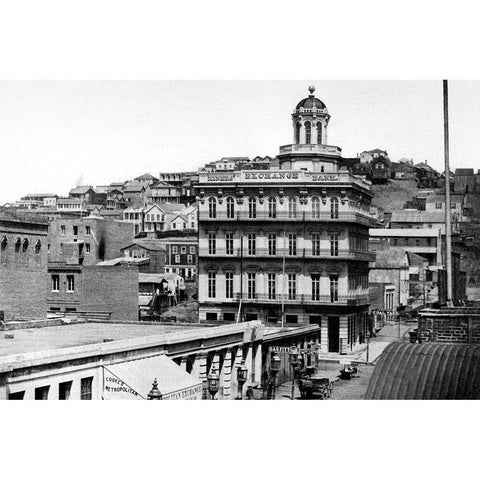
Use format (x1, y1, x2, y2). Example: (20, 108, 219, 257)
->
(103, 355, 203, 400)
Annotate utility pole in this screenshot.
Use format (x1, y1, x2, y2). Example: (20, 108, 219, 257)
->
(443, 80, 454, 306)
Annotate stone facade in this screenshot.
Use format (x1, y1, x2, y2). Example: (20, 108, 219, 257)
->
(196, 87, 376, 354)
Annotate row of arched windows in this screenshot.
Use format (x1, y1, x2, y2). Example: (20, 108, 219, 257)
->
(0, 236, 41, 254)
(208, 196, 339, 219)
(295, 121, 323, 145)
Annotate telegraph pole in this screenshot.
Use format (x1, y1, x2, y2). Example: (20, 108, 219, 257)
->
(443, 80, 454, 306)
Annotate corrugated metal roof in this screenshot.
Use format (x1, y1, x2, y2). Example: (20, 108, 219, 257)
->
(365, 342, 480, 399)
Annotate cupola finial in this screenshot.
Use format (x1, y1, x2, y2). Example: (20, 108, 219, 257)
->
(308, 85, 315, 95)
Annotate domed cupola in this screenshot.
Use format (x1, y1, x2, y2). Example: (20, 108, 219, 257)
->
(292, 85, 330, 145)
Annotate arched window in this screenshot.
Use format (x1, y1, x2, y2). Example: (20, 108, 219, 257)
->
(14, 237, 21, 253)
(312, 197, 320, 219)
(268, 197, 277, 219)
(226, 197, 235, 219)
(35, 240, 41, 254)
(22, 238, 29, 253)
(1, 236, 7, 251)
(208, 197, 217, 219)
(304, 121, 311, 144)
(288, 197, 297, 219)
(330, 197, 339, 219)
(316, 122, 322, 144)
(295, 122, 301, 144)
(248, 197, 257, 219)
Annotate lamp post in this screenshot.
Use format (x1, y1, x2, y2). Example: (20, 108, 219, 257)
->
(366, 332, 370, 364)
(289, 345, 299, 400)
(207, 366, 220, 400)
(147, 378, 162, 400)
(269, 353, 281, 400)
(236, 359, 248, 400)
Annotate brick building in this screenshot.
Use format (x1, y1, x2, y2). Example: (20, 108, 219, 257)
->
(48, 217, 133, 266)
(196, 86, 377, 355)
(47, 263, 139, 321)
(0, 211, 49, 321)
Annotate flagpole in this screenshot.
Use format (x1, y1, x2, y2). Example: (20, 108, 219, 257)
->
(443, 80, 454, 306)
(281, 229, 286, 328)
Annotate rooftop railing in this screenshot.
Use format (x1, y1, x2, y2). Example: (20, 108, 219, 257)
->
(278, 144, 342, 155)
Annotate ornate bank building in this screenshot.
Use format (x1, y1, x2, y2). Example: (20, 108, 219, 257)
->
(196, 87, 377, 355)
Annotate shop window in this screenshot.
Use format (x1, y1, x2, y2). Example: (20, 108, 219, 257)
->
(206, 312, 218, 322)
(223, 312, 235, 322)
(286, 315, 298, 324)
(59, 381, 72, 400)
(80, 377, 93, 400)
(35, 385, 50, 400)
(8, 391, 25, 400)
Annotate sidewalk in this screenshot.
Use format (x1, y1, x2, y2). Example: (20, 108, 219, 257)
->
(317, 322, 413, 365)
(351, 323, 412, 363)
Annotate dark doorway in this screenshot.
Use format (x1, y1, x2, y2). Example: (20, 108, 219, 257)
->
(310, 315, 321, 325)
(328, 316, 340, 353)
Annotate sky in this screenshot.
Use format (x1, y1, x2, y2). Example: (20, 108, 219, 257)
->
(1, 79, 479, 204)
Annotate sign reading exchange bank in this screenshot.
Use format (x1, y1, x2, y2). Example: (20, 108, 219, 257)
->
(204, 171, 340, 183)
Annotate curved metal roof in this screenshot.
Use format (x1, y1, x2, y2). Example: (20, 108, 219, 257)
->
(295, 96, 327, 110)
(365, 342, 480, 399)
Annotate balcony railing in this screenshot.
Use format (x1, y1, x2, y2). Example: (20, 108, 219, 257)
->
(199, 211, 377, 226)
(225, 293, 370, 306)
(278, 144, 342, 156)
(198, 247, 375, 261)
